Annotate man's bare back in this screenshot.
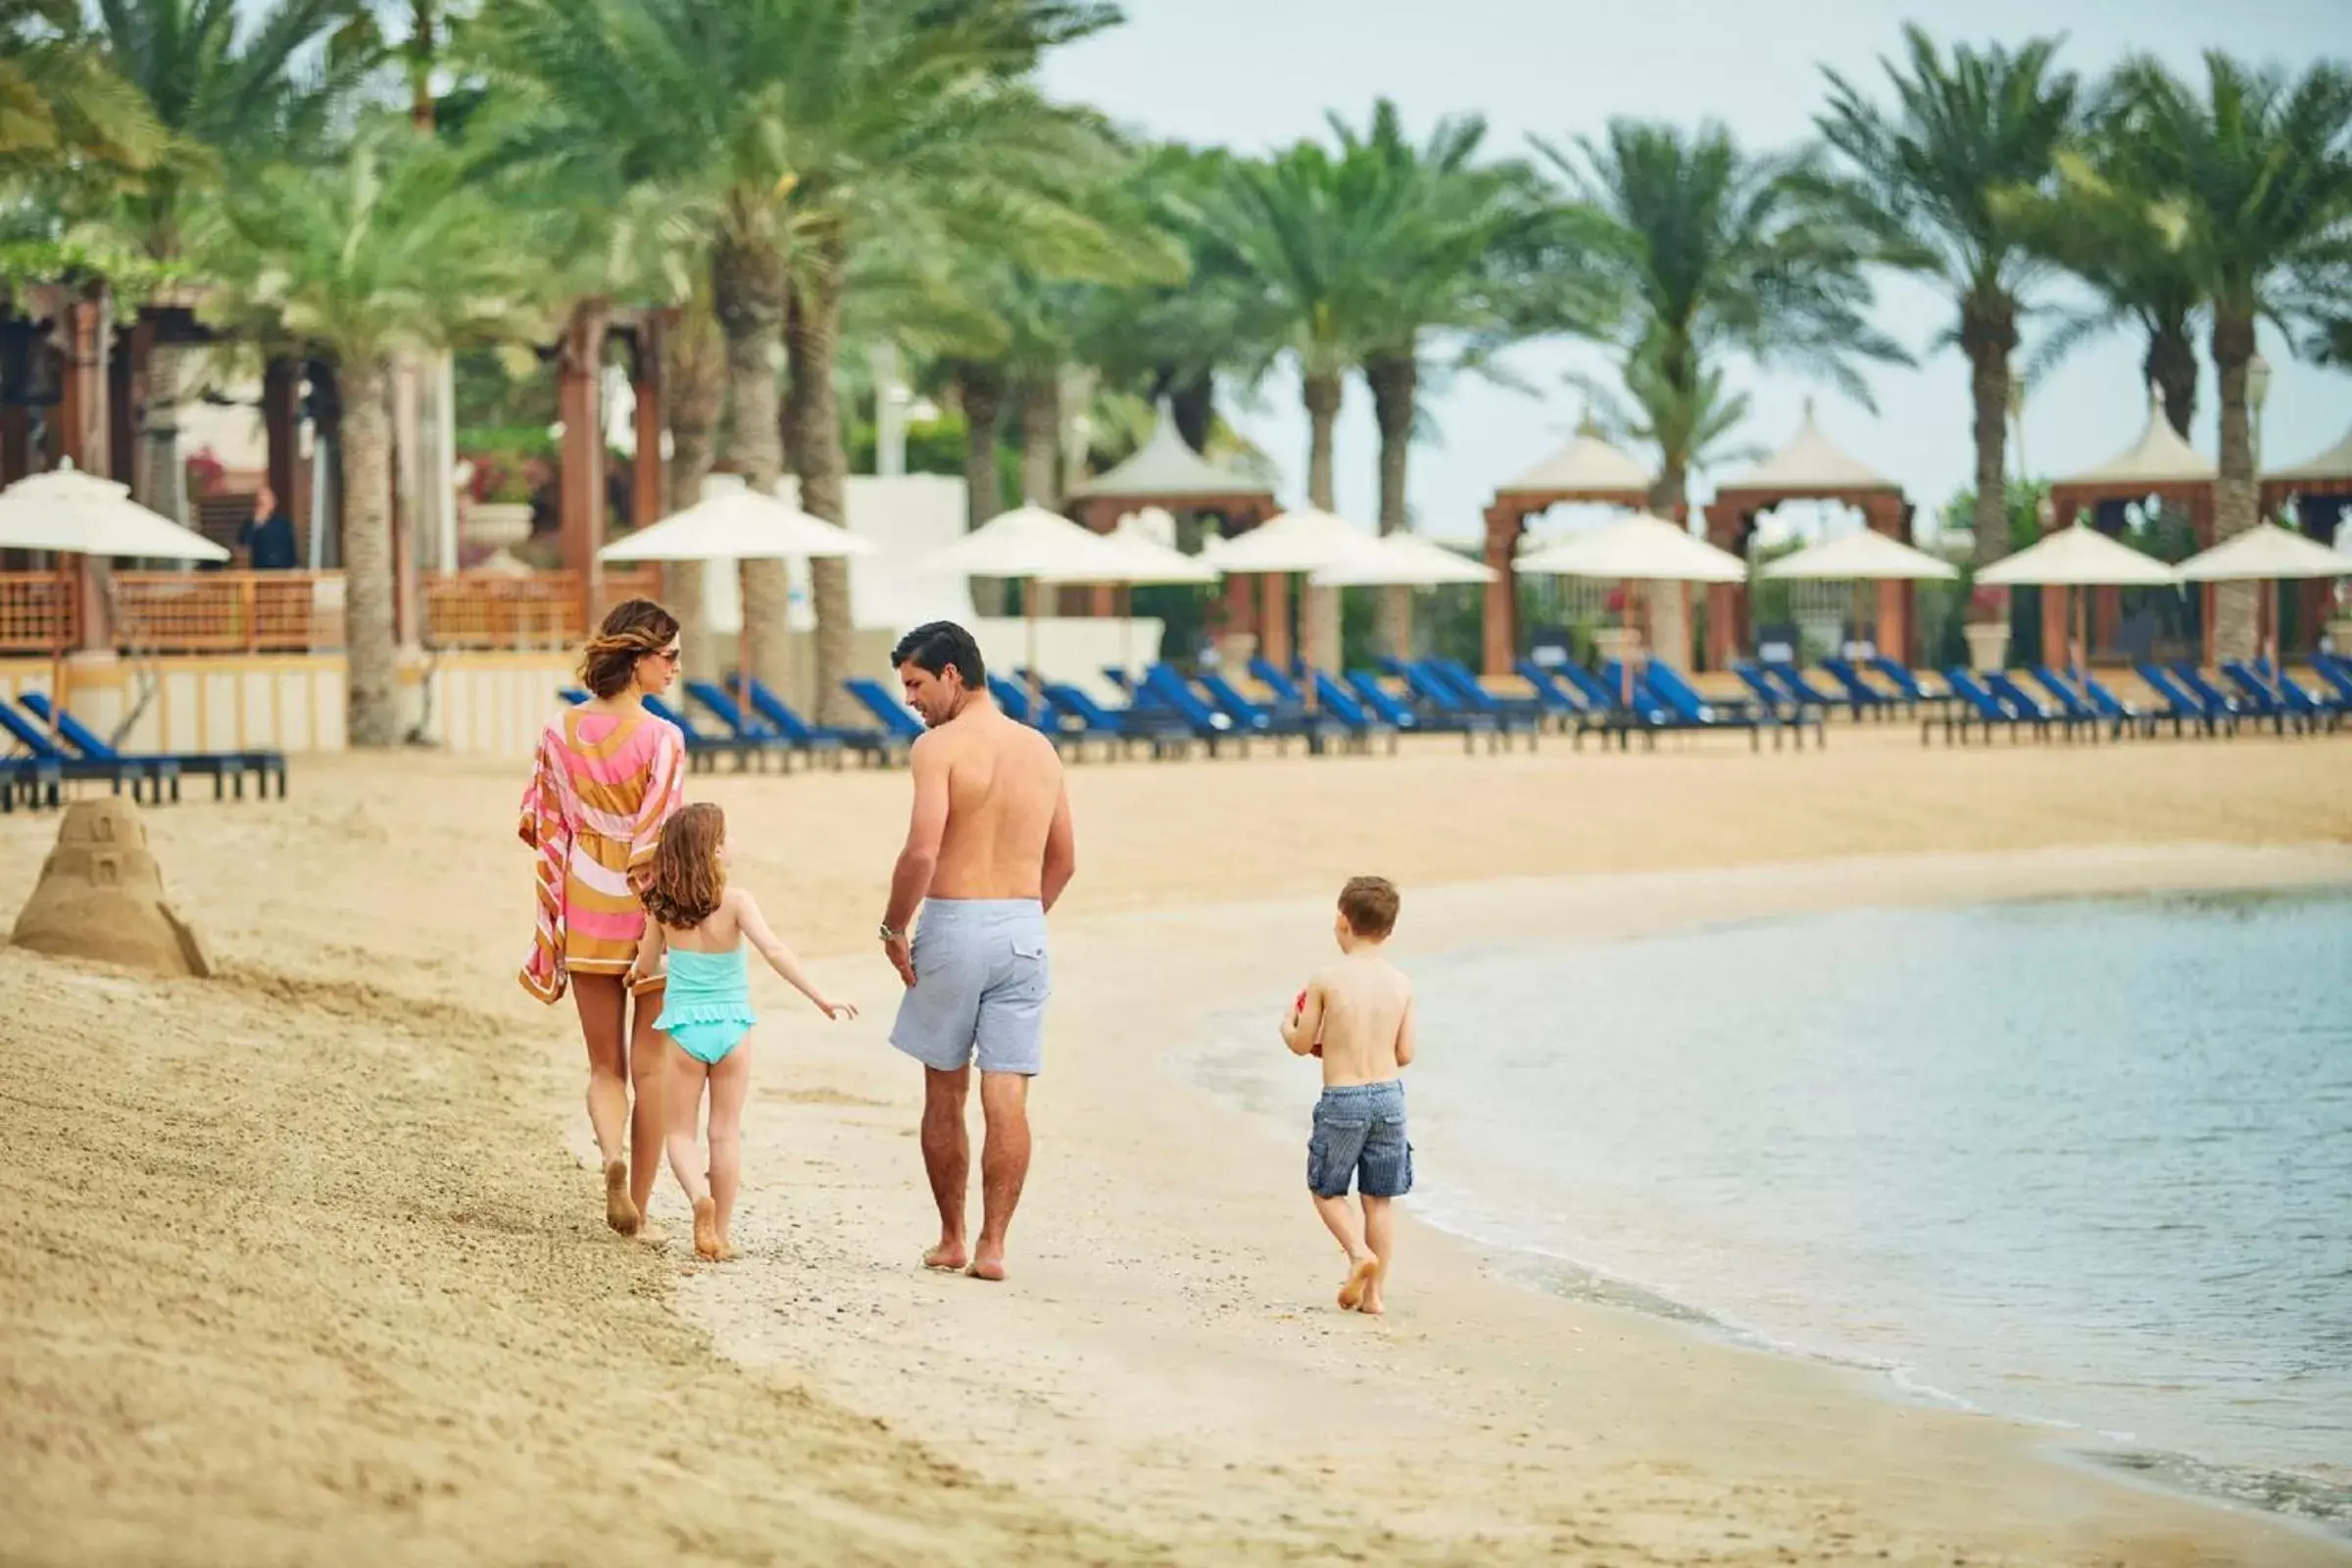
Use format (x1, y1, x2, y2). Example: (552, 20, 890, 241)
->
(923, 708, 1065, 902)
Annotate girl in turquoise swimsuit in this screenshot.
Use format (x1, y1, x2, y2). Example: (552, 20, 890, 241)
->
(629, 804, 857, 1260)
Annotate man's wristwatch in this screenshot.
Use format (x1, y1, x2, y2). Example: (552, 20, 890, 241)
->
(878, 922, 904, 944)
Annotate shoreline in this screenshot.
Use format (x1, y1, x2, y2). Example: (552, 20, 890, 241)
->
(661, 841, 2352, 1566)
(1168, 868, 2352, 1541)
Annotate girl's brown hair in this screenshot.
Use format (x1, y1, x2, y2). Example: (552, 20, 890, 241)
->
(578, 598, 680, 700)
(642, 803, 726, 929)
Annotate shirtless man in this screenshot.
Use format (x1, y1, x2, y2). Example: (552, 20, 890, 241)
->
(880, 621, 1075, 1283)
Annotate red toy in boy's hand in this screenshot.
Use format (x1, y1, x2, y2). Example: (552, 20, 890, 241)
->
(1295, 989, 1321, 1055)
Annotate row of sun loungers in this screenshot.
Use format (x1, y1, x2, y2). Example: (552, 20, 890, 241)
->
(1917, 654, 2351, 745)
(1, 693, 288, 812)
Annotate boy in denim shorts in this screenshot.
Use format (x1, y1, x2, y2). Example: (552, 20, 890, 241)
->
(1280, 876, 1415, 1314)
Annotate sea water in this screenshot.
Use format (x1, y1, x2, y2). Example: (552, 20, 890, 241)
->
(1180, 890, 2352, 1531)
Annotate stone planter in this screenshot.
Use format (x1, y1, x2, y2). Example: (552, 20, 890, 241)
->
(1962, 621, 2011, 672)
(463, 501, 534, 552)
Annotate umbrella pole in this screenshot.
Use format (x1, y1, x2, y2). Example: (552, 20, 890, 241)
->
(1025, 577, 1040, 721)
(1120, 582, 1133, 685)
(2073, 584, 2085, 677)
(50, 557, 73, 741)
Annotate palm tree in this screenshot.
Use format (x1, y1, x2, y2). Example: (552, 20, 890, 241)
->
(0, 0, 164, 182)
(82, 0, 376, 510)
(1332, 100, 1563, 657)
(198, 128, 555, 745)
(476, 0, 1124, 721)
(1819, 26, 2080, 571)
(2105, 55, 2352, 661)
(1539, 118, 1901, 664)
(1998, 104, 2205, 437)
(1215, 139, 1399, 668)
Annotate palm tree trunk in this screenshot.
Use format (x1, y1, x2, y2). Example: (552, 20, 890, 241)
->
(711, 230, 791, 696)
(785, 232, 857, 726)
(955, 362, 1006, 614)
(340, 360, 399, 748)
(2145, 323, 2196, 439)
(1300, 368, 1343, 671)
(1365, 352, 1415, 660)
(1015, 373, 1058, 505)
(2210, 308, 2259, 662)
(662, 300, 725, 673)
(1961, 295, 2017, 572)
(141, 341, 192, 522)
(1646, 464, 1693, 671)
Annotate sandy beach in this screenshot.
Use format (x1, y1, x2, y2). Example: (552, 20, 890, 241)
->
(5, 725, 2351, 1566)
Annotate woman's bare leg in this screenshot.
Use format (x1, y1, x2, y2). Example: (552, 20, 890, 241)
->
(570, 974, 636, 1234)
(706, 1043, 753, 1257)
(662, 1042, 719, 1259)
(625, 980, 666, 1225)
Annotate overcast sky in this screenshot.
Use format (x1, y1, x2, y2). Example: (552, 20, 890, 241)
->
(1039, 0, 2352, 541)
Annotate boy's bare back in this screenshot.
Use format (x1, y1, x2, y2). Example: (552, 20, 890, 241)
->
(1305, 954, 1414, 1088)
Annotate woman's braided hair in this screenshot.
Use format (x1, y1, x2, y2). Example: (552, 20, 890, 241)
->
(578, 598, 679, 699)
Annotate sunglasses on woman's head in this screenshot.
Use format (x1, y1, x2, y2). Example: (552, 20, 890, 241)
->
(650, 646, 682, 664)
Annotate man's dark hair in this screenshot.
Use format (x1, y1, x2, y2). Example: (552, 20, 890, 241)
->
(892, 620, 985, 689)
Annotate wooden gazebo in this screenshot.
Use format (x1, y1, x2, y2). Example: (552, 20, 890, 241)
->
(2045, 386, 2215, 664)
(1709, 403, 1913, 668)
(1064, 401, 1279, 659)
(2262, 419, 2352, 652)
(1479, 420, 1651, 673)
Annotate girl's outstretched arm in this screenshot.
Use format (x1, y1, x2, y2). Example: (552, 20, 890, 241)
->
(735, 891, 857, 1020)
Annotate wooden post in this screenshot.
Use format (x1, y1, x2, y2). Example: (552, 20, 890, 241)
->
(558, 302, 609, 632)
(113, 314, 147, 500)
(629, 318, 665, 530)
(1482, 505, 1520, 676)
(1258, 572, 1290, 670)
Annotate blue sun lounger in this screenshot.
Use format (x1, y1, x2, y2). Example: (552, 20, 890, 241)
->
(2312, 653, 2352, 705)
(2132, 662, 2232, 736)
(0, 700, 172, 809)
(724, 674, 899, 763)
(1818, 657, 1900, 719)
(1984, 671, 2089, 740)
(15, 692, 286, 799)
(844, 677, 929, 746)
(2172, 662, 2275, 734)
(1929, 668, 2041, 744)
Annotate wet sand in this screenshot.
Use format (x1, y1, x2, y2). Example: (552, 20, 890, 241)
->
(3, 727, 2348, 1565)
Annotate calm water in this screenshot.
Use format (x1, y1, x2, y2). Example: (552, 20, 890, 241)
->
(1181, 890, 2352, 1530)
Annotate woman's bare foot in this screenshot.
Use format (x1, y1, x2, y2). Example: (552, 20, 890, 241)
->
(635, 1220, 668, 1246)
(1356, 1286, 1386, 1315)
(966, 1250, 1006, 1283)
(922, 1242, 967, 1272)
(691, 1197, 721, 1261)
(1338, 1253, 1379, 1310)
(604, 1159, 640, 1236)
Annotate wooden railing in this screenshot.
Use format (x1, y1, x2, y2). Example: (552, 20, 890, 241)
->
(0, 566, 666, 657)
(421, 567, 663, 650)
(0, 573, 74, 653)
(116, 571, 343, 653)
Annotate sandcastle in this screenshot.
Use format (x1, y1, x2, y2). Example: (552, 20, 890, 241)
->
(9, 798, 211, 978)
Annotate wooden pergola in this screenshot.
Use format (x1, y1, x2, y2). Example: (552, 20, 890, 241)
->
(1708, 405, 1913, 669)
(1064, 402, 1279, 661)
(2261, 419, 2352, 652)
(1, 277, 671, 646)
(1479, 421, 1651, 674)
(2045, 388, 2215, 665)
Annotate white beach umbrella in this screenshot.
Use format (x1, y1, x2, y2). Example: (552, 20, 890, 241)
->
(2177, 522, 2352, 665)
(1309, 532, 1495, 587)
(0, 459, 229, 561)
(1514, 513, 1743, 704)
(1975, 523, 2180, 588)
(1978, 523, 2180, 672)
(0, 460, 228, 735)
(600, 473, 875, 700)
(1512, 512, 1747, 583)
(923, 503, 1135, 708)
(2175, 522, 2352, 582)
(1034, 515, 1219, 682)
(1208, 505, 1369, 573)
(600, 473, 873, 563)
(1759, 528, 1958, 582)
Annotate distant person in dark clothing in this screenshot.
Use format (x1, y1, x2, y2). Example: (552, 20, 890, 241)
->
(238, 485, 299, 569)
